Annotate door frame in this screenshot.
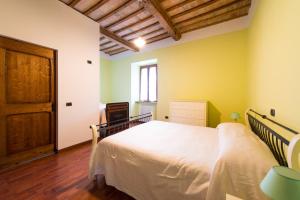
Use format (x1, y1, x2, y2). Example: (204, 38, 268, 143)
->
(0, 34, 58, 153)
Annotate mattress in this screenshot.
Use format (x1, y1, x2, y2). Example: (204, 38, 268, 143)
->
(89, 121, 219, 200)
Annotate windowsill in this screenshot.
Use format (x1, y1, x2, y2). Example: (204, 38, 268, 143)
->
(135, 101, 157, 104)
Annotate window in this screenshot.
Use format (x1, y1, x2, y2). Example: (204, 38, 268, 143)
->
(140, 64, 157, 102)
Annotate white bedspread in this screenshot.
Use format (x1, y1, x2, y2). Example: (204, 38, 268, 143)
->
(207, 123, 278, 200)
(89, 121, 219, 200)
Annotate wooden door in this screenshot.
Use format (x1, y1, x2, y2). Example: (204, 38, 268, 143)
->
(0, 36, 56, 170)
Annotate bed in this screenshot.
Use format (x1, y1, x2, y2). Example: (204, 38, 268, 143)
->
(89, 110, 300, 200)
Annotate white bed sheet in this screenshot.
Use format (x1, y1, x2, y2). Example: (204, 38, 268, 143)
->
(89, 121, 219, 200)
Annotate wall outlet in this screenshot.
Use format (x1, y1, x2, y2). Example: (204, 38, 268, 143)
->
(66, 102, 72, 107)
(270, 109, 275, 117)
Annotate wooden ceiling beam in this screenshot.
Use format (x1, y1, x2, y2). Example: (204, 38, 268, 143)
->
(106, 47, 128, 55)
(140, 0, 181, 40)
(105, 8, 145, 29)
(100, 41, 112, 46)
(175, 0, 250, 26)
(171, 0, 239, 19)
(114, 15, 154, 34)
(68, 0, 82, 7)
(166, 0, 198, 12)
(181, 6, 249, 33)
(84, 0, 109, 15)
(100, 27, 139, 51)
(171, 0, 219, 19)
(97, 0, 135, 23)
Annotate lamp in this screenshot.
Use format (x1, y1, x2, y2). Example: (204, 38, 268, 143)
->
(230, 112, 240, 122)
(133, 37, 146, 48)
(260, 166, 300, 200)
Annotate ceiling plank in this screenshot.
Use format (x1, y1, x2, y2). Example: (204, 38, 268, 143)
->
(181, 6, 249, 33)
(166, 0, 198, 12)
(175, 0, 251, 26)
(68, 0, 82, 7)
(100, 27, 139, 51)
(105, 8, 145, 29)
(128, 28, 165, 41)
(171, 0, 240, 20)
(140, 0, 181, 40)
(114, 15, 154, 34)
(101, 44, 119, 51)
(97, 0, 135, 23)
(84, 0, 109, 15)
(120, 22, 160, 38)
(100, 41, 112, 46)
(146, 32, 170, 44)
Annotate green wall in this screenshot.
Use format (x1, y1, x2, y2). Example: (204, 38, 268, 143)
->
(101, 30, 248, 127)
(248, 0, 300, 134)
(100, 57, 112, 103)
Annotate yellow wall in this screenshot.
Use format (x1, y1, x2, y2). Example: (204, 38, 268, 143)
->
(104, 30, 248, 127)
(100, 57, 112, 103)
(101, 1, 300, 133)
(248, 0, 300, 133)
(98, 0, 300, 156)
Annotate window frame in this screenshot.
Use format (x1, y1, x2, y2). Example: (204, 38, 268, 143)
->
(139, 64, 158, 102)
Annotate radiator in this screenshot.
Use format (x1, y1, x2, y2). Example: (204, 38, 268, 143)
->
(139, 103, 156, 119)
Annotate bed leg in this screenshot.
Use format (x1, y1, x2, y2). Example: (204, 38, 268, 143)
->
(94, 175, 106, 189)
(93, 174, 98, 183)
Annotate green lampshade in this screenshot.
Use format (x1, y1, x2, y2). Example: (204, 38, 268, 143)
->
(260, 166, 300, 200)
(230, 112, 240, 121)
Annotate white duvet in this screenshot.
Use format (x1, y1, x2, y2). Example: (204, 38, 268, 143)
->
(89, 121, 219, 200)
(89, 121, 277, 200)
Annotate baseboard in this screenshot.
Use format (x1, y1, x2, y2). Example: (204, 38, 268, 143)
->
(58, 140, 92, 153)
(0, 151, 55, 174)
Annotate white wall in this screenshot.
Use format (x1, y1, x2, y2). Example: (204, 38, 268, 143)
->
(0, 0, 100, 149)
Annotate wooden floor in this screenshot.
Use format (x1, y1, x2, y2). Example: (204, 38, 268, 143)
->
(0, 143, 134, 200)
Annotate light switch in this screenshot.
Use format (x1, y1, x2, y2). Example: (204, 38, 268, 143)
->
(270, 109, 275, 117)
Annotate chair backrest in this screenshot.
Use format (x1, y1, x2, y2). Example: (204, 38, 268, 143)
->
(105, 102, 129, 126)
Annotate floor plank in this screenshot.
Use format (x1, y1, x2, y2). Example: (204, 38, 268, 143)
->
(0, 142, 134, 200)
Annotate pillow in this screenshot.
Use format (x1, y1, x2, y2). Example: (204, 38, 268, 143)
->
(217, 122, 250, 138)
(216, 123, 251, 156)
(206, 123, 278, 200)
